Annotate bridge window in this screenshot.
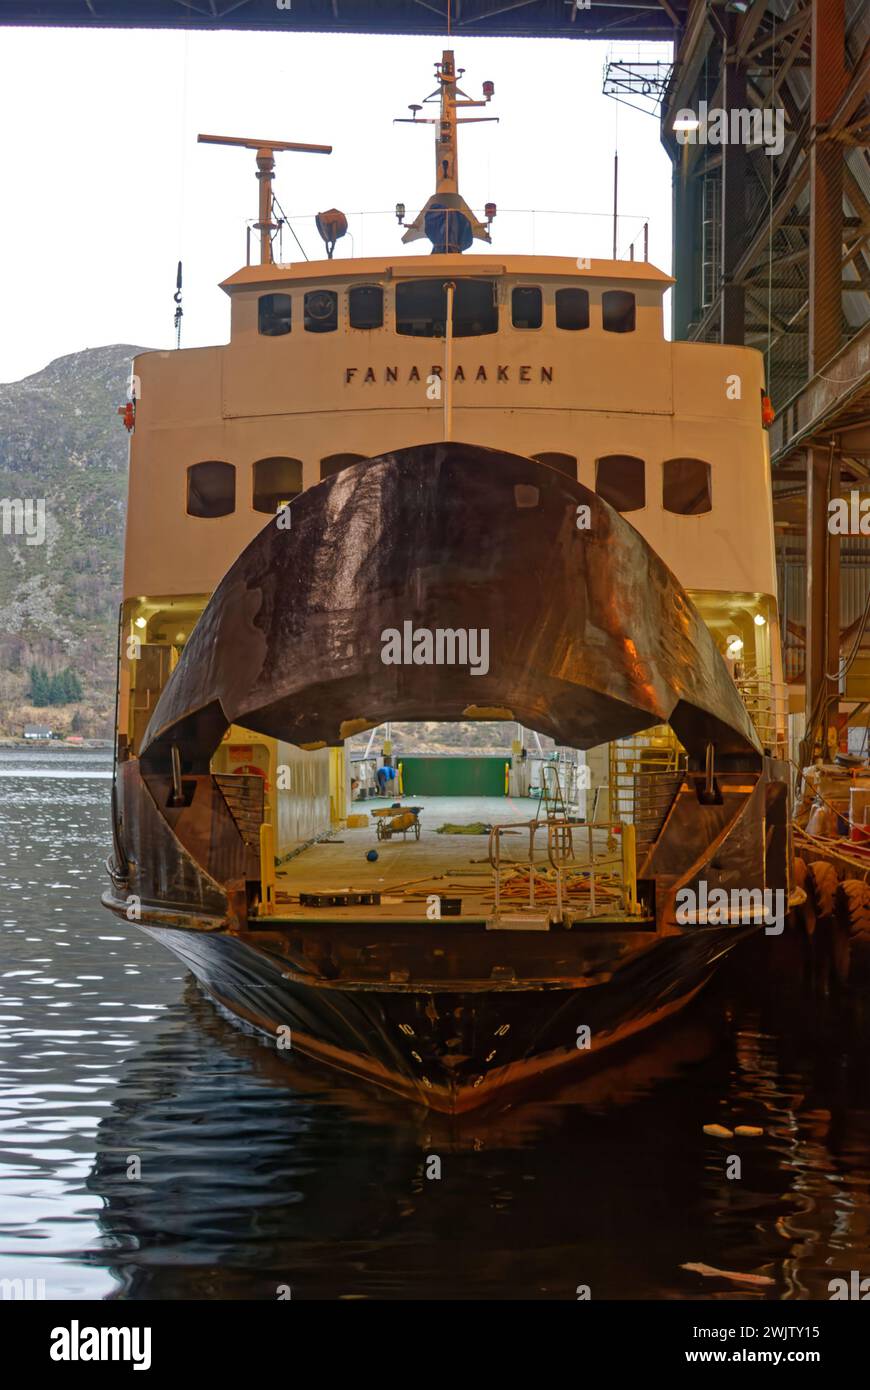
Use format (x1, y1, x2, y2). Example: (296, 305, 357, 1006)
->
(321, 453, 367, 480)
(602, 290, 636, 333)
(512, 286, 542, 330)
(396, 280, 445, 336)
(396, 279, 498, 337)
(555, 288, 589, 331)
(304, 289, 338, 333)
(187, 461, 235, 518)
(663, 457, 712, 514)
(349, 285, 384, 330)
(532, 452, 577, 479)
(258, 293, 291, 336)
(252, 457, 303, 513)
(453, 280, 498, 336)
(595, 455, 645, 512)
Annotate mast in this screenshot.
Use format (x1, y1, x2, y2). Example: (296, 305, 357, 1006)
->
(396, 50, 497, 253)
(435, 50, 462, 198)
(198, 134, 332, 265)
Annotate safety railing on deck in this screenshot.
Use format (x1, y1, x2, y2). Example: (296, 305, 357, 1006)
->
(733, 666, 789, 759)
(213, 773, 265, 849)
(608, 728, 686, 852)
(488, 818, 640, 924)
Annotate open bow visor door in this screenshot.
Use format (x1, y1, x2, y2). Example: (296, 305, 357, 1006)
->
(138, 443, 762, 774)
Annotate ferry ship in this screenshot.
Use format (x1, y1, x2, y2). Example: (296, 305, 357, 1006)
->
(103, 51, 793, 1113)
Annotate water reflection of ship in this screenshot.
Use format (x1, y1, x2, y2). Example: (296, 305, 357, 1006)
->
(86, 984, 728, 1300)
(85, 943, 870, 1300)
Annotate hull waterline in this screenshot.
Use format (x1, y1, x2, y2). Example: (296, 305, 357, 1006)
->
(112, 910, 755, 1114)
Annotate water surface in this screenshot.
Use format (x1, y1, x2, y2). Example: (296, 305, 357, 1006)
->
(1, 747, 869, 1300)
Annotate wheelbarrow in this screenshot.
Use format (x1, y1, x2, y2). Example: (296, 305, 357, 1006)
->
(372, 805, 423, 841)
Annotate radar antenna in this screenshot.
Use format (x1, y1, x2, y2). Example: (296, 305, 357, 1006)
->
(394, 51, 497, 254)
(198, 134, 332, 265)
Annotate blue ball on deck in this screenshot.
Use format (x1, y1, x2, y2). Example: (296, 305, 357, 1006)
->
(366, 849, 379, 862)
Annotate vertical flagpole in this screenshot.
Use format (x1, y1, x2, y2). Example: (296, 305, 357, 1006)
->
(443, 281, 455, 440)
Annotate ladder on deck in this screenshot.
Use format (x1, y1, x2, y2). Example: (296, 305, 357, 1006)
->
(537, 762, 573, 860)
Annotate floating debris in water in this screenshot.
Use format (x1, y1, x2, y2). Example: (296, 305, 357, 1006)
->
(682, 1262, 775, 1286)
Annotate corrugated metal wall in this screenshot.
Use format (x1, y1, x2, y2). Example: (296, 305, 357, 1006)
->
(778, 537, 870, 683)
(276, 742, 332, 851)
(778, 540, 870, 628)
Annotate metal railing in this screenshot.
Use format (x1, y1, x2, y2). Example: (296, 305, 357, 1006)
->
(488, 818, 639, 923)
(213, 772, 265, 849)
(733, 665, 789, 758)
(608, 728, 686, 851)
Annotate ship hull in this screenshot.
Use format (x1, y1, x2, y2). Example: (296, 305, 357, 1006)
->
(122, 915, 753, 1114)
(103, 442, 784, 1115)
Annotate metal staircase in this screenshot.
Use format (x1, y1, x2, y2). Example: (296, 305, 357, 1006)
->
(213, 773, 265, 850)
(608, 727, 686, 853)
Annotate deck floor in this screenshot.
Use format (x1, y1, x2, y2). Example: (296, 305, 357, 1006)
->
(271, 796, 612, 922)
(274, 795, 536, 920)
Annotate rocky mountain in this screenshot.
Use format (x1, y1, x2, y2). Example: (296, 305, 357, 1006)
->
(0, 345, 146, 737)
(0, 345, 550, 753)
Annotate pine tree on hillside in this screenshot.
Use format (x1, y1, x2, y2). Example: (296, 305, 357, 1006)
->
(39, 668, 84, 705)
(29, 665, 49, 706)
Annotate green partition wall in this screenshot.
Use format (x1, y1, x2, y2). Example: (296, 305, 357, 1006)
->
(398, 756, 510, 797)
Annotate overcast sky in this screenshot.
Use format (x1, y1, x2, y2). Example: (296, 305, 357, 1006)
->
(0, 27, 673, 383)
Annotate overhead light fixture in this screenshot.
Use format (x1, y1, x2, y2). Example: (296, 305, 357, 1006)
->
(672, 114, 701, 133)
(726, 1, 750, 12)
(726, 635, 744, 658)
(753, 613, 767, 627)
(134, 616, 147, 629)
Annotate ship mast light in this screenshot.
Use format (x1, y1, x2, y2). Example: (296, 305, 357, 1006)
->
(395, 48, 499, 255)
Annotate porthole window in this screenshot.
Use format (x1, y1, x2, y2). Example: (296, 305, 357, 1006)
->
(663, 458, 712, 514)
(258, 293, 291, 336)
(555, 288, 589, 331)
(532, 452, 577, 480)
(187, 461, 235, 518)
(595, 455, 645, 512)
(320, 453, 367, 480)
(602, 290, 636, 333)
(304, 289, 338, 333)
(349, 285, 384, 330)
(252, 457, 303, 513)
(512, 286, 542, 330)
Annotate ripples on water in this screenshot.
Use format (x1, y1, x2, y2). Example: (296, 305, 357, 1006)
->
(1, 747, 869, 1300)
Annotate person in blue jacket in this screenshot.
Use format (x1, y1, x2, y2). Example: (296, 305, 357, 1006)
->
(376, 759, 397, 797)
